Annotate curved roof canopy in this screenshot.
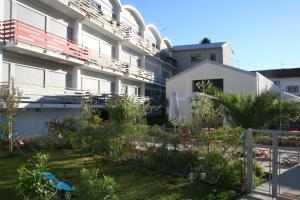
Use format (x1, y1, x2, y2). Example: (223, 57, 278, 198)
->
(146, 24, 162, 41)
(113, 0, 122, 9)
(122, 5, 146, 30)
(161, 37, 172, 49)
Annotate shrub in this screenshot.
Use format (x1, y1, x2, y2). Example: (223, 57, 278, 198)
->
(76, 168, 119, 200)
(16, 153, 56, 200)
(47, 117, 79, 149)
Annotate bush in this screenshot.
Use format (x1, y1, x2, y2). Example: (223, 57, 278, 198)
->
(16, 153, 56, 200)
(47, 117, 79, 149)
(143, 146, 199, 174)
(76, 168, 119, 200)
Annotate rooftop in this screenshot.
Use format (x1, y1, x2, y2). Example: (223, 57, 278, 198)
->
(171, 42, 227, 52)
(255, 68, 300, 78)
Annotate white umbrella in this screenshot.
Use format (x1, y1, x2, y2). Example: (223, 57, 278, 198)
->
(169, 91, 180, 119)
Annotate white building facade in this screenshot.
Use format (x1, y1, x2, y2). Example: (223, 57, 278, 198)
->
(166, 61, 278, 120)
(0, 0, 176, 136)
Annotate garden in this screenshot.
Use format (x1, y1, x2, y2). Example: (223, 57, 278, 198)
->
(1, 81, 300, 200)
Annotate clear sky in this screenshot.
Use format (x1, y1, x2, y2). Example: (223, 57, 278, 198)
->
(121, 0, 300, 71)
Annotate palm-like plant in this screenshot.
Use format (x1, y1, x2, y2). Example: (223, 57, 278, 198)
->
(216, 91, 300, 129)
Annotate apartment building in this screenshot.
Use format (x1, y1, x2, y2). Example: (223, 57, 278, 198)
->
(0, 0, 176, 136)
(171, 42, 234, 73)
(256, 68, 300, 97)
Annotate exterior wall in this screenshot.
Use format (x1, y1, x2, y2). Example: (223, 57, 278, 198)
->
(256, 72, 276, 94)
(81, 69, 115, 94)
(0, 0, 176, 137)
(13, 108, 80, 137)
(16, 0, 74, 40)
(172, 48, 223, 73)
(269, 77, 300, 96)
(222, 44, 234, 66)
(3, 52, 72, 91)
(82, 25, 116, 57)
(166, 62, 257, 120)
(121, 46, 141, 67)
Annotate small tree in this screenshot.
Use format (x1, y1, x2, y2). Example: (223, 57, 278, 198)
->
(200, 37, 211, 44)
(1, 80, 21, 153)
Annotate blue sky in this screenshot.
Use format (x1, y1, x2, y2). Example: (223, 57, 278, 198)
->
(121, 0, 300, 71)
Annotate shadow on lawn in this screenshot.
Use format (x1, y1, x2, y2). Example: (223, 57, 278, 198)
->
(0, 145, 239, 200)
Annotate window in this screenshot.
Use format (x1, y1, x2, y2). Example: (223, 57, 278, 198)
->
(286, 86, 299, 93)
(193, 79, 224, 92)
(210, 53, 216, 61)
(191, 54, 202, 62)
(273, 80, 280, 87)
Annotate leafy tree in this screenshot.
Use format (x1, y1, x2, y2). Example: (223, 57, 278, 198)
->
(216, 91, 300, 129)
(200, 37, 211, 44)
(0, 80, 22, 153)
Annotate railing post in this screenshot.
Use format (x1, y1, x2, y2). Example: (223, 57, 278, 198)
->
(246, 129, 253, 193)
(272, 132, 278, 198)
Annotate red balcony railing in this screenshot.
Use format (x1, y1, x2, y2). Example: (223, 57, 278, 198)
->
(0, 20, 89, 61)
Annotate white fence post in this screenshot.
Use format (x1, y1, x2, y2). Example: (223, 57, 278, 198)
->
(272, 133, 278, 198)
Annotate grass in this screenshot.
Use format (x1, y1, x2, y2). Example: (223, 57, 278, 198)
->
(0, 143, 239, 200)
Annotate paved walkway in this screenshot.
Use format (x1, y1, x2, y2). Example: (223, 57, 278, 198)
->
(239, 164, 300, 200)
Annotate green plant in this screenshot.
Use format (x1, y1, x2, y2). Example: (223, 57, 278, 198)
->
(217, 91, 300, 129)
(16, 153, 56, 200)
(0, 80, 22, 153)
(76, 168, 119, 200)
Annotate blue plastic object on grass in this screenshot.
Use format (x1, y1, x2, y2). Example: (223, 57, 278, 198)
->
(41, 172, 74, 199)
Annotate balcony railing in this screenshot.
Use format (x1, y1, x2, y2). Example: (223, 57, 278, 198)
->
(87, 50, 154, 82)
(0, 82, 149, 105)
(123, 28, 152, 53)
(0, 20, 89, 61)
(125, 65, 154, 82)
(61, 0, 154, 53)
(68, 0, 125, 38)
(88, 50, 127, 73)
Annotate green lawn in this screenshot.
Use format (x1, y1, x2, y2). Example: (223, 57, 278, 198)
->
(0, 143, 239, 200)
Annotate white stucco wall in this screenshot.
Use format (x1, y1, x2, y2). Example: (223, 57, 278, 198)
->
(12, 108, 80, 137)
(222, 43, 234, 67)
(270, 77, 300, 96)
(171, 48, 224, 73)
(166, 61, 258, 120)
(256, 72, 276, 94)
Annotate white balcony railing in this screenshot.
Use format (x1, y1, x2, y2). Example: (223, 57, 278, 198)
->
(67, 0, 125, 38)
(87, 50, 154, 82)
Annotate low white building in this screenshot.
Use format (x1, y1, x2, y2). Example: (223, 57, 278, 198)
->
(166, 60, 278, 120)
(256, 68, 300, 97)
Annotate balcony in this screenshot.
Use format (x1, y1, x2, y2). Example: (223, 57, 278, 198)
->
(87, 50, 127, 76)
(86, 50, 154, 83)
(68, 0, 125, 40)
(123, 28, 152, 54)
(125, 65, 154, 83)
(0, 20, 89, 64)
(0, 82, 149, 108)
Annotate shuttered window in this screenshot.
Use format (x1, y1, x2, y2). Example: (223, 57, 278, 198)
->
(100, 80, 111, 94)
(131, 55, 139, 67)
(4, 0, 11, 20)
(14, 65, 44, 86)
(101, 42, 112, 57)
(47, 71, 66, 88)
(16, 4, 46, 30)
(121, 51, 131, 64)
(83, 34, 100, 53)
(2, 63, 10, 82)
(81, 77, 99, 93)
(48, 19, 68, 39)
